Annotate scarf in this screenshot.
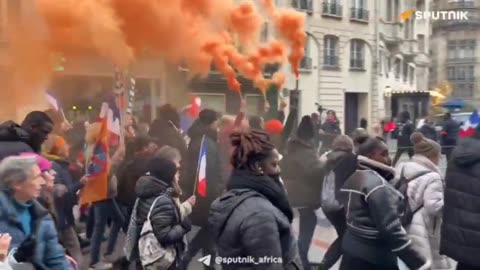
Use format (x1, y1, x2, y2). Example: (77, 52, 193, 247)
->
(227, 169, 294, 222)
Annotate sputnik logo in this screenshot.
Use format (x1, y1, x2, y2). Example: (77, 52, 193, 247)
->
(400, 9, 469, 21)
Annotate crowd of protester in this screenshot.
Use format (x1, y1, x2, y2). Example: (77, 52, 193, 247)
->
(0, 99, 478, 270)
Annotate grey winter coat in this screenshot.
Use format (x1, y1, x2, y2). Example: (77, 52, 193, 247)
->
(396, 155, 455, 270)
(209, 189, 302, 270)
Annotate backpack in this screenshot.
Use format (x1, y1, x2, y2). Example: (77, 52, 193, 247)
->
(138, 195, 176, 269)
(395, 167, 431, 227)
(321, 170, 343, 213)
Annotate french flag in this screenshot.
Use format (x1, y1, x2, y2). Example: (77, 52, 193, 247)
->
(196, 135, 208, 197)
(459, 110, 480, 138)
(180, 96, 202, 132)
(100, 96, 122, 147)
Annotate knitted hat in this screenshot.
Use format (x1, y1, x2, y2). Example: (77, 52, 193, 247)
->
(145, 156, 177, 183)
(199, 109, 218, 126)
(296, 116, 315, 141)
(264, 120, 284, 135)
(410, 132, 441, 158)
(19, 153, 52, 172)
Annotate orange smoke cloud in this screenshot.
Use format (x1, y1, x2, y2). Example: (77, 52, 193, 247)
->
(9, 0, 306, 102)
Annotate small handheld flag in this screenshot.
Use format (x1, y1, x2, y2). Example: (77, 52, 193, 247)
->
(459, 110, 480, 138)
(195, 135, 208, 198)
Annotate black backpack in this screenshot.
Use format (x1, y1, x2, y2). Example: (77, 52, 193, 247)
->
(395, 167, 431, 227)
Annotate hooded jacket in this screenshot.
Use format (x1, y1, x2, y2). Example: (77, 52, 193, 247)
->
(340, 156, 428, 269)
(282, 138, 324, 208)
(440, 137, 480, 267)
(183, 120, 223, 226)
(0, 121, 34, 160)
(0, 192, 70, 270)
(396, 155, 453, 270)
(209, 171, 302, 270)
(135, 176, 187, 253)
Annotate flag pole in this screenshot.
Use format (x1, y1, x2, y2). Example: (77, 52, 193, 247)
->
(193, 135, 206, 196)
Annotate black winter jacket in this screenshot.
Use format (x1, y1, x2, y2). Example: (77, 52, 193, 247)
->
(440, 137, 480, 267)
(394, 120, 414, 147)
(209, 185, 302, 270)
(441, 118, 460, 146)
(135, 176, 187, 250)
(0, 121, 34, 160)
(340, 156, 427, 269)
(183, 120, 223, 227)
(48, 156, 83, 230)
(282, 138, 324, 208)
(116, 154, 151, 209)
(418, 124, 438, 142)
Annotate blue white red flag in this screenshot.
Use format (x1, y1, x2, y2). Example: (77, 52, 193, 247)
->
(459, 110, 480, 138)
(196, 135, 207, 197)
(101, 95, 122, 147)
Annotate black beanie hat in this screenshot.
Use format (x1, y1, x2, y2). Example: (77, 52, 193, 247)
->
(145, 157, 177, 183)
(199, 109, 218, 126)
(297, 115, 315, 141)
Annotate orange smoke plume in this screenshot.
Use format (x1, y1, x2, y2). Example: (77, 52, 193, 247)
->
(8, 0, 305, 103)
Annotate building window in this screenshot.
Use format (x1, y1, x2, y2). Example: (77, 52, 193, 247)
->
(394, 58, 401, 79)
(260, 22, 269, 42)
(448, 39, 476, 61)
(292, 0, 313, 12)
(453, 83, 474, 98)
(403, 62, 409, 82)
(324, 35, 339, 67)
(409, 66, 415, 85)
(351, 0, 369, 21)
(418, 34, 425, 53)
(448, 67, 456, 80)
(386, 0, 393, 21)
(379, 50, 384, 75)
(322, 0, 342, 17)
(300, 34, 313, 70)
(350, 39, 365, 69)
(467, 66, 475, 80)
(191, 93, 226, 113)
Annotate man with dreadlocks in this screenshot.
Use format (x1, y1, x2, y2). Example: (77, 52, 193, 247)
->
(209, 130, 302, 270)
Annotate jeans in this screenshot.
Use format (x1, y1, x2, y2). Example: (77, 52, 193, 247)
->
(90, 199, 126, 265)
(181, 227, 215, 270)
(340, 253, 399, 270)
(392, 147, 414, 166)
(106, 202, 129, 255)
(297, 208, 317, 270)
(322, 209, 346, 269)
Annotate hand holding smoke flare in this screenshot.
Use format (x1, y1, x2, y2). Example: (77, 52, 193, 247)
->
(7, 0, 307, 107)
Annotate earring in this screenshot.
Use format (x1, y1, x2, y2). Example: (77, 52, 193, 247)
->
(255, 163, 264, 174)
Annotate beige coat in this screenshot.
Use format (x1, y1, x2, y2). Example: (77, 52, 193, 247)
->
(396, 155, 455, 270)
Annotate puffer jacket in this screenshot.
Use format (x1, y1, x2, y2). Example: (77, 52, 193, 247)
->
(282, 138, 324, 208)
(135, 175, 187, 257)
(396, 155, 454, 270)
(209, 171, 302, 270)
(340, 156, 429, 269)
(0, 192, 70, 270)
(0, 121, 34, 160)
(441, 137, 480, 267)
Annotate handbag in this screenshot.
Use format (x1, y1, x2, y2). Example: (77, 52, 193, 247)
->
(138, 195, 176, 269)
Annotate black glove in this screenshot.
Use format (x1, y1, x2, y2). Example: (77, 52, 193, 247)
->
(180, 218, 192, 232)
(396, 246, 428, 270)
(14, 235, 36, 263)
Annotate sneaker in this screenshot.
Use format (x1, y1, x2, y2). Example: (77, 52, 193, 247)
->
(89, 261, 113, 270)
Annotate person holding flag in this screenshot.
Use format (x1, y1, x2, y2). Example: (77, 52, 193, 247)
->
(181, 109, 223, 270)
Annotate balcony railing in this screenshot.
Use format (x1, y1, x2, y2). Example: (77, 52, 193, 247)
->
(350, 58, 365, 69)
(300, 57, 313, 70)
(447, 57, 477, 63)
(324, 55, 339, 67)
(292, 0, 314, 14)
(322, 2, 343, 17)
(448, 1, 475, 9)
(350, 8, 369, 21)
